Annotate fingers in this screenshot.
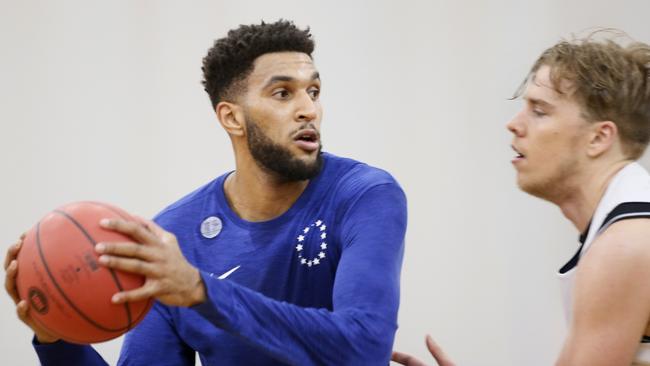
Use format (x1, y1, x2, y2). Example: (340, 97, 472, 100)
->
(16, 299, 31, 323)
(391, 351, 412, 364)
(95, 241, 155, 261)
(4, 260, 20, 304)
(111, 284, 156, 304)
(391, 351, 427, 366)
(143, 219, 165, 237)
(4, 239, 23, 270)
(425, 335, 455, 366)
(100, 219, 158, 245)
(134, 216, 169, 241)
(16, 300, 60, 343)
(98, 255, 158, 277)
(17, 300, 41, 332)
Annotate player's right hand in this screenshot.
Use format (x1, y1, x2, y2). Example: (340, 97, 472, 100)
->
(4, 234, 60, 344)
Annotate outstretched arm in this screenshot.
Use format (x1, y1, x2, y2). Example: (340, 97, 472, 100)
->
(99, 183, 407, 365)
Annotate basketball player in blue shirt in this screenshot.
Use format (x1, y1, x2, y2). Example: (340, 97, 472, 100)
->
(392, 32, 650, 366)
(4, 20, 407, 365)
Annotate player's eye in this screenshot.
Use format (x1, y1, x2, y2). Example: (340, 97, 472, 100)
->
(272, 89, 290, 99)
(308, 87, 320, 100)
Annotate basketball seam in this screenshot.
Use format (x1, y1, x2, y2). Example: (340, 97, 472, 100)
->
(30, 312, 103, 344)
(55, 207, 137, 330)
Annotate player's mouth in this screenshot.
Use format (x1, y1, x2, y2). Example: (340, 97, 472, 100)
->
(511, 145, 526, 165)
(293, 129, 320, 152)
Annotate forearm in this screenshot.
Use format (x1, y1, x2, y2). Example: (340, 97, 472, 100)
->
(192, 274, 397, 365)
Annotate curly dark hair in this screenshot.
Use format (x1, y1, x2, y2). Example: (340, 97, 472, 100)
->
(201, 20, 314, 108)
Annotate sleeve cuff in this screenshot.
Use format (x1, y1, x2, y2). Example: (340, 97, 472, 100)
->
(189, 270, 237, 331)
(33, 335, 103, 365)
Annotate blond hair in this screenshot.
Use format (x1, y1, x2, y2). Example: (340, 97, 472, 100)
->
(518, 30, 650, 159)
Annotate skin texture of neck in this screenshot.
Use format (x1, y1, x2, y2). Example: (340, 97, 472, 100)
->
(224, 145, 309, 222)
(557, 159, 632, 233)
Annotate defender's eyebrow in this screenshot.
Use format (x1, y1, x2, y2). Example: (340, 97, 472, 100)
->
(525, 96, 555, 109)
(263, 72, 320, 89)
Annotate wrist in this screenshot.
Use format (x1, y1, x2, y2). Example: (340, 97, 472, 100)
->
(35, 333, 59, 344)
(187, 270, 206, 307)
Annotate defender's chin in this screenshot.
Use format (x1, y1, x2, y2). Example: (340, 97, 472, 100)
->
(517, 177, 552, 201)
(515, 174, 534, 194)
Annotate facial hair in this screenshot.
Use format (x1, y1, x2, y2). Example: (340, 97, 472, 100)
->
(520, 153, 580, 203)
(245, 117, 323, 182)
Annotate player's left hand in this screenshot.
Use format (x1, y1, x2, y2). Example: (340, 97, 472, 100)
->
(95, 218, 206, 308)
(391, 335, 456, 366)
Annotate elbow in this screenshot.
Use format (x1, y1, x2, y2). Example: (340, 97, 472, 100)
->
(336, 312, 398, 365)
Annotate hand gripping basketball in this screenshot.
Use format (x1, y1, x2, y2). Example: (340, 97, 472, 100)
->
(96, 218, 206, 308)
(12, 201, 154, 344)
(4, 234, 59, 344)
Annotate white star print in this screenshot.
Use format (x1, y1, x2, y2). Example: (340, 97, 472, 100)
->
(295, 220, 330, 269)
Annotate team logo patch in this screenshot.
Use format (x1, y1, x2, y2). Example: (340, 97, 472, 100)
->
(295, 219, 329, 268)
(201, 216, 223, 239)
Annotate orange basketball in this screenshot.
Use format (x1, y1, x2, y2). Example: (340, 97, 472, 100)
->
(15, 201, 153, 344)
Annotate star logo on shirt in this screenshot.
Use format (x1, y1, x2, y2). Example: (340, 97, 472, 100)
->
(294, 219, 330, 270)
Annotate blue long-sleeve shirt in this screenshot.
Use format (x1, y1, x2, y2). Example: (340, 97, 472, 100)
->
(34, 153, 407, 365)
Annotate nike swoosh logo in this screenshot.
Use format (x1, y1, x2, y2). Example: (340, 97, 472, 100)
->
(217, 265, 241, 280)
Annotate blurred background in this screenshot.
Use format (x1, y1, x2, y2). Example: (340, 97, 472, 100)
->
(1, 1, 649, 365)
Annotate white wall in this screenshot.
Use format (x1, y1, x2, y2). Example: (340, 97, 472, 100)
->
(1, 1, 649, 365)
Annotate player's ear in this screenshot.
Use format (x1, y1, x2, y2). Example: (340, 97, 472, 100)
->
(586, 120, 617, 158)
(216, 101, 245, 137)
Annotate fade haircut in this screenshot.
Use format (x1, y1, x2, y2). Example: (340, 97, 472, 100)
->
(201, 20, 314, 108)
(515, 30, 650, 159)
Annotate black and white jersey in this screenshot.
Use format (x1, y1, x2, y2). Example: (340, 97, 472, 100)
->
(557, 162, 650, 364)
